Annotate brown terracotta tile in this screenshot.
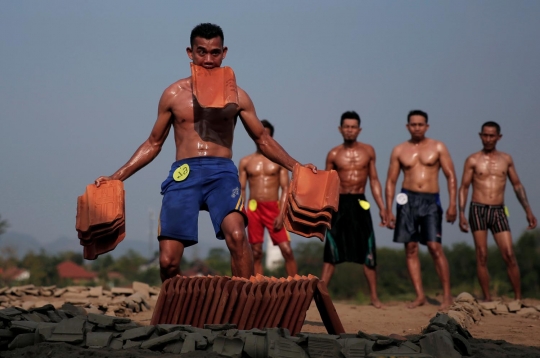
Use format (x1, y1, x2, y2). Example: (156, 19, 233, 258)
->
(222, 279, 243, 324)
(254, 279, 275, 329)
(168, 276, 188, 324)
(164, 276, 183, 324)
(287, 278, 309, 334)
(260, 278, 280, 328)
(158, 276, 179, 324)
(184, 277, 202, 325)
(245, 280, 269, 330)
(290, 164, 340, 212)
(178, 277, 195, 324)
(293, 276, 319, 335)
(213, 279, 234, 324)
(287, 201, 331, 228)
(280, 278, 303, 331)
(269, 278, 289, 328)
(238, 280, 258, 330)
(313, 280, 345, 334)
(190, 63, 239, 109)
(150, 278, 171, 325)
(198, 276, 220, 328)
(205, 276, 229, 325)
(284, 208, 327, 241)
(192, 276, 210, 328)
(289, 194, 332, 221)
(231, 280, 252, 325)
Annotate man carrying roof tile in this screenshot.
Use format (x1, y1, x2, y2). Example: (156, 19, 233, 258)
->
(321, 111, 387, 308)
(458, 121, 537, 301)
(95, 23, 315, 281)
(238, 120, 297, 277)
(385, 110, 456, 310)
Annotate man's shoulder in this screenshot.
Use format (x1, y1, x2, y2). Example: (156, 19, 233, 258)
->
(239, 153, 256, 165)
(327, 144, 343, 156)
(163, 77, 191, 95)
(356, 141, 375, 153)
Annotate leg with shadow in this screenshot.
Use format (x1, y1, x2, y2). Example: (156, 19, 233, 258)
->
(426, 241, 453, 310)
(251, 243, 264, 275)
(405, 242, 427, 308)
(222, 211, 254, 278)
(321, 263, 335, 286)
(278, 241, 297, 277)
(363, 265, 383, 308)
(493, 231, 521, 300)
(159, 239, 185, 282)
(472, 230, 491, 301)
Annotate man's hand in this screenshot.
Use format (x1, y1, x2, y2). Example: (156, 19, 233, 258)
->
(526, 211, 537, 230)
(379, 210, 388, 227)
(386, 211, 396, 229)
(95, 176, 113, 187)
(273, 215, 284, 231)
(302, 163, 317, 173)
(446, 205, 457, 224)
(459, 213, 469, 233)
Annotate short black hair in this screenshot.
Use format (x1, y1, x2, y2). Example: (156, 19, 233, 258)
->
(407, 110, 428, 123)
(481, 121, 501, 134)
(190, 23, 224, 47)
(261, 119, 274, 137)
(340, 111, 361, 127)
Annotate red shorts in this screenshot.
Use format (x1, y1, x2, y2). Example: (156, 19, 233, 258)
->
(246, 200, 290, 245)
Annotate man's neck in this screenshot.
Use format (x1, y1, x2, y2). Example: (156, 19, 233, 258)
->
(409, 136, 427, 144)
(481, 147, 498, 155)
(342, 140, 357, 148)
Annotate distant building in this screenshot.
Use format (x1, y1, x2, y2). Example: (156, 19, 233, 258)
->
(56, 261, 97, 284)
(0, 267, 30, 282)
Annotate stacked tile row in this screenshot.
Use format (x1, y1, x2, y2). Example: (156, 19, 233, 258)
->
(0, 304, 473, 357)
(150, 274, 344, 336)
(284, 164, 340, 241)
(76, 180, 126, 260)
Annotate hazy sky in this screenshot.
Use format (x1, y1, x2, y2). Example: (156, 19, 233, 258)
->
(1, 1, 539, 260)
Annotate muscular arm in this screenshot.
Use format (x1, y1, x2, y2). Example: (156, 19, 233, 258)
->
(507, 156, 537, 229)
(96, 89, 173, 185)
(367, 147, 387, 226)
(439, 142, 457, 223)
(238, 156, 249, 202)
(458, 156, 474, 232)
(325, 150, 336, 171)
(385, 147, 401, 228)
(237, 88, 314, 172)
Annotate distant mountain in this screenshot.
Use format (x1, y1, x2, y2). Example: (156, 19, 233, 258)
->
(0, 231, 155, 259)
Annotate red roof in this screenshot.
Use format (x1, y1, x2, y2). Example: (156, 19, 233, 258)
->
(57, 261, 97, 280)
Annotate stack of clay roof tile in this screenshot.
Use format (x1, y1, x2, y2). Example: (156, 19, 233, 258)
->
(76, 180, 126, 260)
(284, 164, 340, 241)
(150, 274, 344, 336)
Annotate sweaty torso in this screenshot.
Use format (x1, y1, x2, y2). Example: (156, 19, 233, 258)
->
(168, 77, 240, 160)
(245, 153, 282, 202)
(470, 151, 510, 205)
(397, 138, 441, 193)
(329, 142, 372, 194)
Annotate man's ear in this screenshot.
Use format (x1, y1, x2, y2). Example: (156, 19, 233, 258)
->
(186, 47, 193, 60)
(222, 46, 228, 59)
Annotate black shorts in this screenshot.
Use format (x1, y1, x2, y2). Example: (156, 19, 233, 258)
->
(393, 189, 442, 245)
(324, 194, 376, 267)
(468, 202, 510, 233)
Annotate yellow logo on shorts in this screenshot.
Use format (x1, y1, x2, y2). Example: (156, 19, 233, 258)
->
(359, 200, 370, 210)
(249, 199, 257, 212)
(504, 206, 510, 217)
(173, 164, 190, 182)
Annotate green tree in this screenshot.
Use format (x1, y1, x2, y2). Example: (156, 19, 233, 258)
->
(0, 215, 8, 236)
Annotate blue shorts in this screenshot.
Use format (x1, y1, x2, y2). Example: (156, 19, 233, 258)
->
(158, 157, 246, 247)
(393, 189, 442, 245)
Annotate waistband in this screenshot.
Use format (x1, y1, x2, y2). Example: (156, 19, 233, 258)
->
(401, 188, 440, 199)
(170, 156, 235, 169)
(339, 193, 367, 200)
(471, 202, 505, 209)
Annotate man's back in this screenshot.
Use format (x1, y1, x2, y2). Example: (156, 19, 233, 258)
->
(394, 138, 443, 193)
(327, 142, 374, 194)
(467, 150, 512, 205)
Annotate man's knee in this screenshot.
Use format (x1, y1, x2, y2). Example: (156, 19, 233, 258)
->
(501, 249, 518, 267)
(251, 245, 263, 261)
(159, 253, 180, 275)
(476, 249, 488, 267)
(427, 243, 444, 260)
(279, 244, 295, 261)
(405, 243, 419, 257)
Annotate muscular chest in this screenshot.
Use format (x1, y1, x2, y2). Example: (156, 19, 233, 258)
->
(334, 149, 369, 170)
(170, 91, 238, 126)
(399, 149, 438, 169)
(246, 157, 280, 177)
(474, 157, 507, 179)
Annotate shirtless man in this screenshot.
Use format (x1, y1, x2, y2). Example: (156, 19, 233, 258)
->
(459, 121, 537, 301)
(386, 110, 456, 310)
(321, 111, 386, 308)
(94, 23, 315, 281)
(238, 120, 297, 276)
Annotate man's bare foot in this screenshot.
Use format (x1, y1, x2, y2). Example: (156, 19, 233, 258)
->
(407, 297, 426, 309)
(438, 296, 453, 311)
(370, 298, 384, 309)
